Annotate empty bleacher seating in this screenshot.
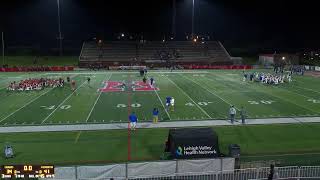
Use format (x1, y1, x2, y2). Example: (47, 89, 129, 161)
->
(79, 41, 232, 67)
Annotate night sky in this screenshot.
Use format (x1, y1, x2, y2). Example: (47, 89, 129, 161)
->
(1, 0, 319, 50)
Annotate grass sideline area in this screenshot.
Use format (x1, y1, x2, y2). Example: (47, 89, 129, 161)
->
(1, 124, 320, 166)
(2, 56, 78, 66)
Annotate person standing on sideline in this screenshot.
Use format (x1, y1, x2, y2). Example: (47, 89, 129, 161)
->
(240, 106, 246, 124)
(229, 105, 237, 124)
(152, 108, 159, 123)
(129, 112, 138, 131)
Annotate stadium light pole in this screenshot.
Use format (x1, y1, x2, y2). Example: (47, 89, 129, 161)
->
(1, 32, 4, 66)
(172, 0, 176, 38)
(57, 0, 63, 56)
(191, 0, 195, 38)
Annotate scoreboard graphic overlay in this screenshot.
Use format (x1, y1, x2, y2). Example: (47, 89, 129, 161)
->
(1, 165, 54, 178)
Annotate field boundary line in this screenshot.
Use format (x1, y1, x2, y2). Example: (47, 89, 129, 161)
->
(41, 81, 87, 124)
(85, 73, 112, 122)
(153, 84, 171, 120)
(165, 75, 212, 119)
(181, 74, 239, 110)
(1, 116, 320, 133)
(0, 88, 55, 123)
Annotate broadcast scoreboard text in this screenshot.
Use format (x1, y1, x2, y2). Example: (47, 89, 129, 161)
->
(1, 165, 54, 179)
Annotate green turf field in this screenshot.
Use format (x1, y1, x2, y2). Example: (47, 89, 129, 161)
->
(1, 70, 320, 166)
(0, 70, 320, 125)
(1, 124, 320, 166)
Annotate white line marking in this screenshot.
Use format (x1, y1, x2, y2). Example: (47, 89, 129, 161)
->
(165, 75, 212, 119)
(181, 74, 240, 110)
(41, 81, 86, 124)
(294, 85, 320, 94)
(85, 73, 112, 122)
(0, 88, 55, 123)
(74, 131, 82, 144)
(153, 86, 171, 120)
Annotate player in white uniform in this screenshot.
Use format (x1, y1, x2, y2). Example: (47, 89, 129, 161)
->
(170, 97, 175, 111)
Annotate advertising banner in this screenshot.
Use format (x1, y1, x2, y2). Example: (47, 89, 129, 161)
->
(167, 128, 220, 159)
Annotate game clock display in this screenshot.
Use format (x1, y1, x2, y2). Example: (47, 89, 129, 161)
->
(1, 165, 54, 179)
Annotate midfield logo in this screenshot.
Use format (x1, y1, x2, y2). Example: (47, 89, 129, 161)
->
(99, 81, 159, 92)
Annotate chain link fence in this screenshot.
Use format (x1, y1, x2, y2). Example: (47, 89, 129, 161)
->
(49, 159, 320, 180)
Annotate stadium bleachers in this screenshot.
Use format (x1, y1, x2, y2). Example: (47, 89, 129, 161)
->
(79, 41, 232, 67)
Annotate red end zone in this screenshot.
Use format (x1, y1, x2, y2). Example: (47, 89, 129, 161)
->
(99, 81, 159, 92)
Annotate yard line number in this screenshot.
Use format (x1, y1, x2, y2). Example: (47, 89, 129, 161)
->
(248, 100, 275, 105)
(117, 102, 213, 108)
(41, 105, 71, 110)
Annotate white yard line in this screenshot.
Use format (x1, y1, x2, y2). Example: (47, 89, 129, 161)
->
(294, 86, 320, 94)
(164, 75, 212, 119)
(207, 73, 318, 113)
(0, 88, 55, 123)
(153, 86, 171, 120)
(85, 73, 112, 122)
(274, 86, 313, 99)
(41, 81, 87, 124)
(264, 87, 319, 114)
(181, 74, 239, 110)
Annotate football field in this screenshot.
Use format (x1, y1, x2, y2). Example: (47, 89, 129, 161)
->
(1, 69, 320, 165)
(1, 70, 320, 126)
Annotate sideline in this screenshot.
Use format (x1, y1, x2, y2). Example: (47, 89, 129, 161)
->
(0, 116, 320, 133)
